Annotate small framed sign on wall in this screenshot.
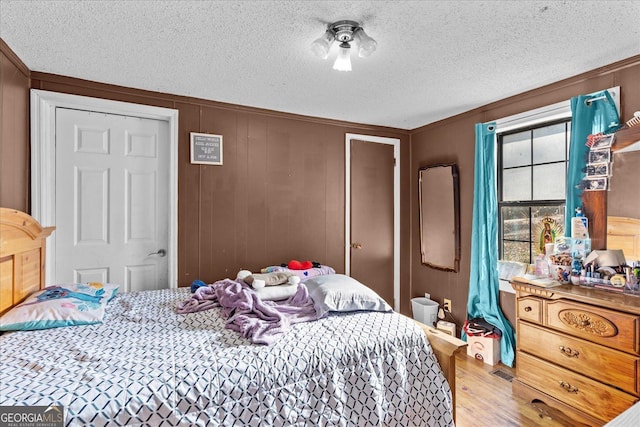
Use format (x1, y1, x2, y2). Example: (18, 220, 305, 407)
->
(190, 132, 223, 165)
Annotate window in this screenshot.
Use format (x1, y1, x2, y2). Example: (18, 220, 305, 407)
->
(498, 120, 571, 263)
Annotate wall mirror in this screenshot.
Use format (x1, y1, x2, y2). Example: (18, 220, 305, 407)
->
(419, 163, 460, 272)
(607, 141, 640, 261)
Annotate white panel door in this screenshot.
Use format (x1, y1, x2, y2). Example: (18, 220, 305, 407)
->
(55, 108, 169, 292)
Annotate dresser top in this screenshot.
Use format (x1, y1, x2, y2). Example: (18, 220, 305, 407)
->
(511, 280, 640, 315)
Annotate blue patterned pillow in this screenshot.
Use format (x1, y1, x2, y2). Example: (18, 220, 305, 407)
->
(0, 283, 119, 331)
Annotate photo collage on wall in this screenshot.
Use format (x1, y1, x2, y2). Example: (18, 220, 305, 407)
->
(581, 133, 614, 191)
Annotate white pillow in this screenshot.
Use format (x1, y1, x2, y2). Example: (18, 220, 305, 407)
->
(254, 284, 298, 301)
(0, 283, 119, 331)
(304, 274, 392, 317)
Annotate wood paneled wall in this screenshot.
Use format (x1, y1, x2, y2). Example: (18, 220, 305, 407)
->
(26, 69, 410, 292)
(0, 39, 30, 212)
(409, 55, 640, 322)
(2, 37, 638, 320)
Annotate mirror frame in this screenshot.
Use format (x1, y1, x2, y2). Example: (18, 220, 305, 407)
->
(418, 163, 460, 272)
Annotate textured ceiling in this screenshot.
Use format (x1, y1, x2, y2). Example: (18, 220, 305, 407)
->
(1, 1, 639, 130)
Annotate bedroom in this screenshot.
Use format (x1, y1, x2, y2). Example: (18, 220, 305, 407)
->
(1, 1, 640, 426)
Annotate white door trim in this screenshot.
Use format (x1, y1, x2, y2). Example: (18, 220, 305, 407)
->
(345, 133, 400, 311)
(30, 89, 179, 288)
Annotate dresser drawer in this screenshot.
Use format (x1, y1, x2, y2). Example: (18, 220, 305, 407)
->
(545, 299, 640, 354)
(517, 296, 543, 324)
(517, 352, 638, 423)
(519, 322, 640, 395)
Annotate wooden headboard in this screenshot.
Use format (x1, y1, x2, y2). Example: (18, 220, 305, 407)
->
(0, 208, 55, 315)
(607, 216, 640, 261)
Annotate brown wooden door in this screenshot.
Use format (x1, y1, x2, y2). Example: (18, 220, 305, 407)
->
(350, 139, 395, 306)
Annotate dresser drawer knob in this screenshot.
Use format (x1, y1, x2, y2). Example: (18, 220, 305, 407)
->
(524, 306, 532, 312)
(559, 381, 579, 393)
(558, 345, 580, 358)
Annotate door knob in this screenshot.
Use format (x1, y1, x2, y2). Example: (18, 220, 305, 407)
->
(148, 249, 166, 257)
(351, 243, 362, 249)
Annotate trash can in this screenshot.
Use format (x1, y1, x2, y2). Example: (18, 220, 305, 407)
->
(411, 297, 439, 326)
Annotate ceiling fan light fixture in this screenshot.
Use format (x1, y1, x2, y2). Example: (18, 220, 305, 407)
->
(312, 20, 376, 71)
(353, 27, 377, 58)
(311, 29, 334, 59)
(333, 42, 352, 72)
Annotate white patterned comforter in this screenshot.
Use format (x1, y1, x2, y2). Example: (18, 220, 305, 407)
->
(1, 288, 453, 426)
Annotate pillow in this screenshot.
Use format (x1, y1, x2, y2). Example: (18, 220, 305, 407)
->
(0, 282, 119, 332)
(254, 284, 298, 301)
(304, 274, 392, 317)
(260, 265, 336, 281)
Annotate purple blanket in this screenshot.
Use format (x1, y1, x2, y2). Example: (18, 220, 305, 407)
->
(176, 279, 319, 345)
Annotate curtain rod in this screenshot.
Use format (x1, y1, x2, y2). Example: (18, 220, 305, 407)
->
(585, 95, 608, 105)
(492, 86, 620, 132)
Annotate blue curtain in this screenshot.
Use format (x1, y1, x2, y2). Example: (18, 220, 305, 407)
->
(565, 91, 620, 233)
(466, 122, 516, 367)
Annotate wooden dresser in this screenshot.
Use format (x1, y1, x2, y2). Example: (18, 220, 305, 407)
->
(511, 280, 640, 426)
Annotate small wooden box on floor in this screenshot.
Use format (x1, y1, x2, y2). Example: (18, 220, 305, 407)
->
(467, 335, 501, 365)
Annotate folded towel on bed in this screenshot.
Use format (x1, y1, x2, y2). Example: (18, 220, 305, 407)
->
(176, 279, 319, 344)
(254, 283, 298, 301)
(244, 271, 292, 287)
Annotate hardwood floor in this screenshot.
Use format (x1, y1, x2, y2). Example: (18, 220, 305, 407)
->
(454, 353, 576, 427)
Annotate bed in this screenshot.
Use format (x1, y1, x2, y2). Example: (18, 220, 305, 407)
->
(0, 208, 465, 426)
